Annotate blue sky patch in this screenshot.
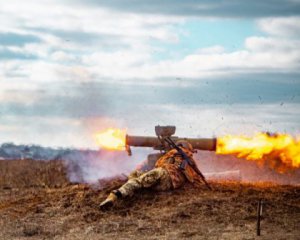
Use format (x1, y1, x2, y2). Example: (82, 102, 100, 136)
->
(153, 19, 264, 60)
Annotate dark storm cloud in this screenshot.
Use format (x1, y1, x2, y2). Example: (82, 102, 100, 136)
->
(1, 73, 300, 119)
(70, 0, 300, 17)
(0, 32, 41, 46)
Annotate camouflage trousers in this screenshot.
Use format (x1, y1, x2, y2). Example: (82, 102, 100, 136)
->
(117, 167, 173, 197)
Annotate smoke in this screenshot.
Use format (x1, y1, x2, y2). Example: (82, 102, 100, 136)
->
(196, 151, 300, 185)
(0, 143, 151, 183)
(63, 148, 300, 185)
(62, 148, 149, 183)
(1, 143, 299, 185)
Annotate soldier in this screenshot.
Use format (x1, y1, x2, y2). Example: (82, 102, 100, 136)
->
(99, 140, 205, 210)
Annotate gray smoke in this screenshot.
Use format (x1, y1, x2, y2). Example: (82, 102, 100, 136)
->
(0, 143, 149, 183)
(61, 149, 148, 183)
(196, 151, 300, 185)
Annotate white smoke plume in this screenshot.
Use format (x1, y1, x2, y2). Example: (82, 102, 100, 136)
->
(62, 148, 151, 183)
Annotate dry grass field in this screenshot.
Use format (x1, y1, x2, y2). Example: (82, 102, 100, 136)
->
(0, 159, 299, 240)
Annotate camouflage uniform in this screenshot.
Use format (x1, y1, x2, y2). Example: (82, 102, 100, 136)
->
(100, 146, 203, 209)
(118, 167, 173, 197)
(114, 147, 201, 197)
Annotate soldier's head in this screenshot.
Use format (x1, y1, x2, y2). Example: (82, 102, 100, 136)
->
(176, 140, 194, 153)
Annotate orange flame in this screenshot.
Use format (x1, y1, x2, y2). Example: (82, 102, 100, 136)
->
(95, 128, 126, 150)
(216, 132, 300, 172)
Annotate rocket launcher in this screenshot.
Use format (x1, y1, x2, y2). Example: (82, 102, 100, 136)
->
(125, 125, 217, 156)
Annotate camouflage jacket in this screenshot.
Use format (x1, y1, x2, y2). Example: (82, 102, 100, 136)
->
(155, 148, 203, 188)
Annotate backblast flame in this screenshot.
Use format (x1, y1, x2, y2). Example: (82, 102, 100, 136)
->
(216, 132, 300, 172)
(95, 128, 126, 150)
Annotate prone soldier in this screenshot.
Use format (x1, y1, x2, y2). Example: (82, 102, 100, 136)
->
(99, 140, 207, 210)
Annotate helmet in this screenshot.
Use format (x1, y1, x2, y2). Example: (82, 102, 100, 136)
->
(176, 140, 193, 152)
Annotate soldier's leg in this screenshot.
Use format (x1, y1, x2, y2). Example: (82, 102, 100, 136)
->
(118, 167, 171, 197)
(151, 167, 173, 191)
(100, 167, 172, 210)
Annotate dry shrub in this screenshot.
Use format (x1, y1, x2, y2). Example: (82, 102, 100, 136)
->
(0, 159, 69, 188)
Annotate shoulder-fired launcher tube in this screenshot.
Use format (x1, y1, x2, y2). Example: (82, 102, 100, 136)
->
(126, 135, 216, 151)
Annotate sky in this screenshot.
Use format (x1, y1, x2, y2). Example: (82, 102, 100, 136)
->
(0, 0, 300, 148)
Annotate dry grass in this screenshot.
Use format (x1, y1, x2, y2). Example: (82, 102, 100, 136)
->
(0, 160, 299, 239)
(0, 159, 69, 188)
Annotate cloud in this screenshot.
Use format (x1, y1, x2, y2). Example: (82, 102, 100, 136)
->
(132, 103, 300, 138)
(245, 37, 299, 53)
(0, 0, 300, 147)
(0, 0, 181, 42)
(8, 32, 297, 83)
(0, 49, 37, 60)
(196, 45, 225, 54)
(1, 75, 299, 118)
(70, 0, 300, 18)
(0, 32, 40, 46)
(1, 1, 299, 83)
(4, 20, 299, 83)
(1, 101, 299, 148)
(0, 115, 88, 148)
(258, 16, 300, 37)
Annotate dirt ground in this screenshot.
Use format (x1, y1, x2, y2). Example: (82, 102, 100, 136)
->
(0, 160, 299, 240)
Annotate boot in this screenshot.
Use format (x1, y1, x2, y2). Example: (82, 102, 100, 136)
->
(99, 192, 118, 211)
